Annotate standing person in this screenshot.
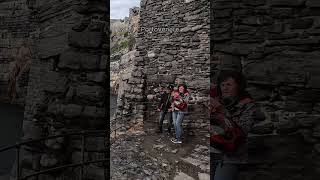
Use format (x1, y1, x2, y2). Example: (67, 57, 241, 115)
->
(171, 84, 190, 144)
(157, 85, 174, 133)
(209, 70, 257, 180)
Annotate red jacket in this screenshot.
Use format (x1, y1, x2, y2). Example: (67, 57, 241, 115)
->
(172, 90, 189, 111)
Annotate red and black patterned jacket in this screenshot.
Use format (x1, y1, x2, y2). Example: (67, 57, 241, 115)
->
(210, 91, 257, 163)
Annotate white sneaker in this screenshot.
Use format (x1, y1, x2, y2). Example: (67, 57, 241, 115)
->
(171, 138, 182, 144)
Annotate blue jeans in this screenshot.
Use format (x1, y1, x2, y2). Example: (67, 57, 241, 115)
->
(213, 162, 238, 180)
(159, 111, 173, 132)
(172, 111, 185, 141)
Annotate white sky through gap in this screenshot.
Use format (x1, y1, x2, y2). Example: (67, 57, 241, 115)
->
(110, 0, 140, 19)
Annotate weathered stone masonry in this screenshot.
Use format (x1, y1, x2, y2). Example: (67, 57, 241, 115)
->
(1, 0, 109, 179)
(116, 0, 211, 132)
(212, 0, 320, 179)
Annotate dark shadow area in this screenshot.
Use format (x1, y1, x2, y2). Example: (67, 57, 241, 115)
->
(110, 94, 117, 118)
(240, 134, 317, 180)
(0, 103, 24, 175)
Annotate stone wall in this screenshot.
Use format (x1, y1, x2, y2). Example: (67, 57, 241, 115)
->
(116, 0, 210, 131)
(212, 0, 320, 178)
(128, 6, 140, 40)
(0, 0, 109, 178)
(19, 0, 109, 179)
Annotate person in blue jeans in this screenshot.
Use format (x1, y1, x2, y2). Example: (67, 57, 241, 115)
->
(157, 85, 174, 133)
(171, 84, 190, 144)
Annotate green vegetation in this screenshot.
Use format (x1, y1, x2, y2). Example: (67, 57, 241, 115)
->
(124, 31, 129, 37)
(112, 31, 128, 37)
(111, 40, 129, 54)
(110, 19, 136, 54)
(119, 40, 128, 49)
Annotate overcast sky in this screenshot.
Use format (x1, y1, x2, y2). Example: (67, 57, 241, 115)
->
(111, 0, 140, 19)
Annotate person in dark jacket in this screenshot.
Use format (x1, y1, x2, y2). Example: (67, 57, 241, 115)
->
(209, 70, 257, 180)
(157, 85, 174, 133)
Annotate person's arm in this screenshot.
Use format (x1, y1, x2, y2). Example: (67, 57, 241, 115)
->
(174, 93, 189, 109)
(183, 92, 190, 104)
(157, 94, 165, 110)
(210, 84, 217, 98)
(235, 103, 256, 135)
(171, 94, 179, 109)
(165, 95, 173, 111)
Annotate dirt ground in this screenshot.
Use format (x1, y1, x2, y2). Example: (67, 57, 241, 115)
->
(111, 118, 210, 180)
(141, 119, 210, 180)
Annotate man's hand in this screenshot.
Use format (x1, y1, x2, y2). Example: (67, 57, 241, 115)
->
(174, 101, 181, 106)
(209, 97, 222, 113)
(210, 97, 221, 108)
(157, 108, 161, 112)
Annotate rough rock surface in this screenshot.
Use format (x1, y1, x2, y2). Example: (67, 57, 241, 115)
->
(110, 7, 140, 94)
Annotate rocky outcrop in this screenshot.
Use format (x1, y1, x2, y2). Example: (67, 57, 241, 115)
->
(110, 7, 140, 95)
(128, 7, 140, 37)
(110, 19, 128, 57)
(117, 50, 136, 97)
(110, 50, 136, 95)
(110, 61, 119, 95)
